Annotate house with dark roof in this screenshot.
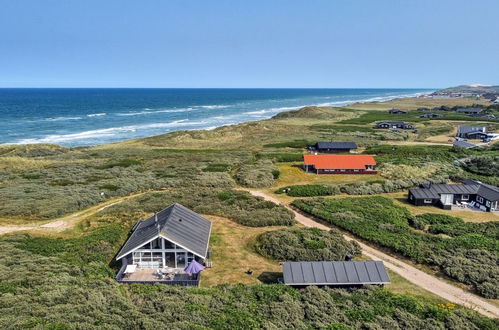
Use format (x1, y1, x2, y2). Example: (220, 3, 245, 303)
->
(310, 141, 357, 153)
(456, 126, 486, 139)
(282, 261, 390, 288)
(456, 107, 483, 115)
(115, 203, 212, 286)
(374, 121, 413, 129)
(420, 113, 442, 118)
(408, 181, 499, 212)
(303, 154, 376, 174)
(388, 109, 407, 114)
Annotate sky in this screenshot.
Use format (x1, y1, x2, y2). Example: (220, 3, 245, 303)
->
(1, 0, 498, 88)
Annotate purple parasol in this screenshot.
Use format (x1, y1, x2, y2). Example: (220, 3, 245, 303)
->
(184, 260, 205, 274)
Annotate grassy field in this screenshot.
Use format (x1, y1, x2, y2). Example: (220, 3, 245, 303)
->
(201, 216, 284, 287)
(344, 96, 491, 111)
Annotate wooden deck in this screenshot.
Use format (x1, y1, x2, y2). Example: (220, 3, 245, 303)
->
(116, 267, 200, 286)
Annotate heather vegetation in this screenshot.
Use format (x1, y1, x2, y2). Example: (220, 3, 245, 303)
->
(101, 188, 295, 227)
(1, 238, 495, 330)
(458, 155, 499, 177)
(292, 197, 499, 298)
(0, 146, 255, 218)
(256, 227, 361, 261)
(1, 98, 498, 327)
(236, 159, 280, 188)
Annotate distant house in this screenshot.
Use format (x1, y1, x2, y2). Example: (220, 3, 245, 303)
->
(408, 181, 499, 212)
(456, 126, 486, 139)
(374, 121, 413, 129)
(115, 203, 212, 286)
(388, 109, 407, 114)
(456, 107, 483, 115)
(310, 141, 358, 153)
(453, 140, 477, 149)
(432, 107, 443, 111)
(282, 261, 390, 288)
(303, 154, 376, 174)
(420, 113, 442, 118)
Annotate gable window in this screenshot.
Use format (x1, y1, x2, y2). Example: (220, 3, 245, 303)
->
(461, 194, 469, 201)
(424, 199, 433, 204)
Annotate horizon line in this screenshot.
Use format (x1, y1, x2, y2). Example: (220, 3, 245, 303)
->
(0, 86, 439, 90)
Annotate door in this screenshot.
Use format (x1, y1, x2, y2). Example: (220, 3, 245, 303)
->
(440, 194, 453, 205)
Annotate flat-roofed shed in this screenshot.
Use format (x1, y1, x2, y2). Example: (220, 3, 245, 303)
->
(282, 261, 390, 287)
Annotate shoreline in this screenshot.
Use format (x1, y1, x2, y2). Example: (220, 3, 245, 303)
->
(1, 90, 432, 148)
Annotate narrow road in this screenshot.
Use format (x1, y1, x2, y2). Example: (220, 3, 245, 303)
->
(249, 190, 499, 319)
(0, 191, 148, 235)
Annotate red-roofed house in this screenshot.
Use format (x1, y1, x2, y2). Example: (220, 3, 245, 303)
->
(303, 155, 377, 174)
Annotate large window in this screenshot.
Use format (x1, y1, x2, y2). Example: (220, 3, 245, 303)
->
(150, 238, 161, 249)
(176, 253, 186, 268)
(165, 252, 175, 268)
(424, 199, 433, 204)
(131, 237, 200, 269)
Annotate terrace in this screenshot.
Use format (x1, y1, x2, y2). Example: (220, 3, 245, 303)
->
(115, 266, 201, 286)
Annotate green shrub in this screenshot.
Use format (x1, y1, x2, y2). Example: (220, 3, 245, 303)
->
(236, 160, 279, 188)
(276, 184, 340, 197)
(203, 163, 231, 172)
(257, 152, 304, 162)
(96, 158, 143, 169)
(256, 227, 361, 261)
(459, 155, 499, 177)
(99, 184, 120, 191)
(263, 140, 312, 148)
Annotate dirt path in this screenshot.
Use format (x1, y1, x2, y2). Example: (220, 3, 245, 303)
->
(249, 190, 499, 319)
(0, 192, 148, 235)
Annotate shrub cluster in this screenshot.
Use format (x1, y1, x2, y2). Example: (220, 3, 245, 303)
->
(236, 159, 279, 188)
(459, 155, 499, 177)
(276, 184, 340, 197)
(257, 152, 304, 162)
(256, 227, 361, 261)
(292, 197, 499, 298)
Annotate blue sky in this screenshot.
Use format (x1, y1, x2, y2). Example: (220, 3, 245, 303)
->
(1, 0, 498, 88)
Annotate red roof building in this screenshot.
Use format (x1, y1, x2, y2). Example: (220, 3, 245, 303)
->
(303, 154, 377, 174)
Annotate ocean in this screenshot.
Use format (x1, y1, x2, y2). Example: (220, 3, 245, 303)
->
(0, 88, 432, 146)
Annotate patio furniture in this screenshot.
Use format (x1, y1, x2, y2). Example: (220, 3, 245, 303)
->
(123, 264, 137, 279)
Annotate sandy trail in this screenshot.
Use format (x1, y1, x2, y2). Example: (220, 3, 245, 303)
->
(249, 190, 499, 319)
(0, 192, 147, 235)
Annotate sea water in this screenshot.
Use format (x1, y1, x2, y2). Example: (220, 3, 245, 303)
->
(0, 88, 432, 146)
